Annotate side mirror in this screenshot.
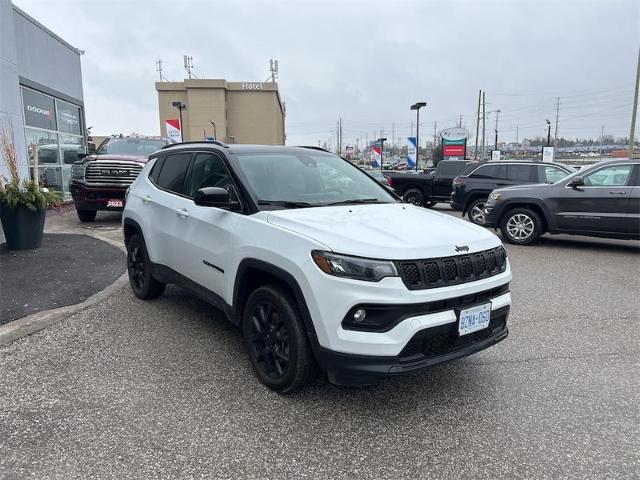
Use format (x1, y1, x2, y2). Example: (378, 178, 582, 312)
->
(194, 187, 237, 208)
(567, 176, 585, 189)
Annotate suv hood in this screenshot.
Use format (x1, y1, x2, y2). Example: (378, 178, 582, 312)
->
(266, 203, 500, 259)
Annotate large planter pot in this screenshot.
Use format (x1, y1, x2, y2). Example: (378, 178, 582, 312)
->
(0, 203, 46, 250)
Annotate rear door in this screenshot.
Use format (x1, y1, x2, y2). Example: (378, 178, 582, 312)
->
(627, 165, 640, 236)
(434, 161, 467, 198)
(505, 164, 536, 187)
(149, 152, 193, 269)
(553, 163, 634, 233)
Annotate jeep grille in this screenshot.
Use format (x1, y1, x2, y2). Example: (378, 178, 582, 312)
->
(396, 246, 507, 290)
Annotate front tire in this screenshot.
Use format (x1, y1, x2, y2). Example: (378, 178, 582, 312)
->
(467, 198, 488, 226)
(243, 285, 317, 393)
(403, 188, 424, 206)
(127, 234, 166, 299)
(500, 208, 543, 245)
(77, 209, 97, 222)
(423, 201, 437, 208)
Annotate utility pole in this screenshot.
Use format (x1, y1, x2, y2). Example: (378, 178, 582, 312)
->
(433, 121, 438, 153)
(458, 114, 463, 128)
(481, 91, 486, 160)
(494, 110, 500, 151)
(474, 90, 481, 160)
(516, 125, 519, 144)
(629, 46, 640, 157)
(391, 123, 395, 156)
(553, 96, 560, 148)
(599, 125, 605, 159)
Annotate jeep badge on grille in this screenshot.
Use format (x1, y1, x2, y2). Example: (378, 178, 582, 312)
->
(455, 245, 469, 252)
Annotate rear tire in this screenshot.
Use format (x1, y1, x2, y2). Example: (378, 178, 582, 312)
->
(77, 209, 97, 222)
(467, 198, 488, 226)
(403, 188, 424, 206)
(127, 234, 166, 299)
(500, 208, 543, 245)
(243, 285, 317, 393)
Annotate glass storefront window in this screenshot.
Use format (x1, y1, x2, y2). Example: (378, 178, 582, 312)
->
(37, 166, 63, 192)
(56, 99, 82, 136)
(25, 128, 59, 165)
(22, 88, 57, 131)
(59, 134, 84, 164)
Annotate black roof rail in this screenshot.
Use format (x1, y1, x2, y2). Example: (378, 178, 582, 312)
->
(161, 140, 229, 149)
(298, 145, 331, 153)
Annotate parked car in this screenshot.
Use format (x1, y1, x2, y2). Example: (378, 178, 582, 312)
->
(366, 169, 390, 186)
(70, 136, 170, 222)
(387, 160, 473, 207)
(122, 141, 512, 393)
(451, 161, 574, 225)
(484, 159, 640, 245)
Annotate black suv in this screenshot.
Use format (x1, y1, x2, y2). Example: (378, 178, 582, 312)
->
(451, 161, 574, 225)
(484, 159, 640, 245)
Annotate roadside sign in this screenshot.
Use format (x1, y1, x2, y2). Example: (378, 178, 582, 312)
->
(165, 119, 181, 143)
(492, 150, 501, 161)
(441, 127, 469, 142)
(407, 137, 416, 167)
(543, 147, 555, 163)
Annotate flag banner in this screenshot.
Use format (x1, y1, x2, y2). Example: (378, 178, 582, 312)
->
(370, 146, 381, 167)
(407, 137, 417, 167)
(165, 119, 182, 143)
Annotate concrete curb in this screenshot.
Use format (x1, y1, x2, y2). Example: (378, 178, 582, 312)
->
(0, 231, 127, 347)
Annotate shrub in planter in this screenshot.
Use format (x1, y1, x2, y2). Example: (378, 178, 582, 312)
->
(0, 179, 61, 250)
(0, 121, 60, 250)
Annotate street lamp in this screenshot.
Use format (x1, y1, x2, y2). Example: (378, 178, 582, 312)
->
(410, 102, 427, 171)
(377, 137, 387, 171)
(171, 101, 186, 142)
(209, 121, 217, 140)
(545, 119, 551, 147)
(494, 109, 501, 151)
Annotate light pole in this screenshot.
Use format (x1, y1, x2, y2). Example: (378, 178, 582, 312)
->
(209, 121, 217, 140)
(377, 137, 387, 171)
(546, 119, 551, 147)
(410, 102, 427, 171)
(171, 101, 186, 142)
(494, 109, 501, 151)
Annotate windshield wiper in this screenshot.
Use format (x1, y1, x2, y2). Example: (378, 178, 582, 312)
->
(324, 198, 388, 206)
(258, 200, 317, 208)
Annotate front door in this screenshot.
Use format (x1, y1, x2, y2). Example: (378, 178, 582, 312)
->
(173, 152, 241, 301)
(552, 163, 634, 234)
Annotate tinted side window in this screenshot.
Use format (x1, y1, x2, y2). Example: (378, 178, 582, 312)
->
(507, 164, 535, 182)
(148, 157, 163, 183)
(438, 162, 466, 176)
(187, 153, 237, 198)
(584, 164, 633, 187)
(156, 153, 192, 194)
(538, 165, 569, 183)
(471, 164, 508, 179)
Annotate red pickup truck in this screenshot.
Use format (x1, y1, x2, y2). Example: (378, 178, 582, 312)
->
(70, 136, 169, 222)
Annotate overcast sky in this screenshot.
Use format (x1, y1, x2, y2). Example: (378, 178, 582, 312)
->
(14, 0, 640, 147)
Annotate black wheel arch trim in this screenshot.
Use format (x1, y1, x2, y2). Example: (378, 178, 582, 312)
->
(123, 217, 144, 246)
(233, 258, 322, 356)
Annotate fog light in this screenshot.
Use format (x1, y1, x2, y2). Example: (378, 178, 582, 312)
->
(353, 309, 367, 322)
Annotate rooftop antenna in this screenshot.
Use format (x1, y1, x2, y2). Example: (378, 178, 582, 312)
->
(156, 59, 168, 81)
(184, 55, 198, 79)
(266, 58, 279, 83)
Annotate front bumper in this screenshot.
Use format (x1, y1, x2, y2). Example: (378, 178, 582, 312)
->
(316, 305, 509, 386)
(70, 182, 127, 211)
(483, 202, 506, 228)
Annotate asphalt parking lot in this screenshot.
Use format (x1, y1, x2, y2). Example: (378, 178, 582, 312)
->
(1, 207, 639, 479)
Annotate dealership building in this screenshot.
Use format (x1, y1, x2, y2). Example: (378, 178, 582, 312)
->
(0, 0, 85, 198)
(156, 79, 285, 145)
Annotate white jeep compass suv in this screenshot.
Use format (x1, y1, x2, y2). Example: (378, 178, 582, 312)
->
(123, 141, 512, 393)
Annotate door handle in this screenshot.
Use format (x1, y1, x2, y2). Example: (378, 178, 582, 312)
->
(496, 183, 508, 186)
(142, 195, 151, 204)
(175, 208, 190, 218)
(608, 191, 626, 195)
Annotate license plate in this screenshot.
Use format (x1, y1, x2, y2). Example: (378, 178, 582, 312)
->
(458, 302, 491, 336)
(107, 199, 123, 208)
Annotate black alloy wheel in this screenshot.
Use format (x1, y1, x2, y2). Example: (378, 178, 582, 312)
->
(126, 234, 166, 299)
(243, 285, 316, 393)
(247, 301, 290, 380)
(403, 188, 424, 206)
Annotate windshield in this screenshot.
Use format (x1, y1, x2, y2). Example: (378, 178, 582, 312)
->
(96, 138, 166, 156)
(231, 151, 397, 207)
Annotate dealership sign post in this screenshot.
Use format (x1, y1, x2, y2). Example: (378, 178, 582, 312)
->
(406, 137, 417, 168)
(165, 119, 182, 143)
(370, 146, 382, 168)
(441, 127, 469, 160)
